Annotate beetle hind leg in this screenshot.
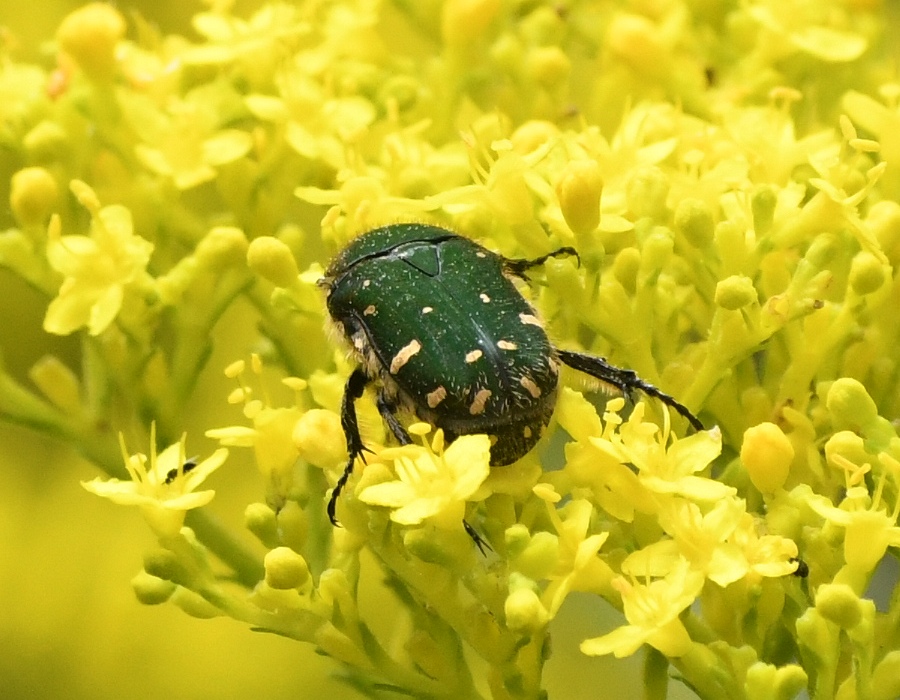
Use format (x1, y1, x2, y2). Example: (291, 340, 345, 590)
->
(556, 349, 703, 431)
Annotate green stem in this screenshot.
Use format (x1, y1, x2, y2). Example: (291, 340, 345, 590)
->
(185, 510, 265, 589)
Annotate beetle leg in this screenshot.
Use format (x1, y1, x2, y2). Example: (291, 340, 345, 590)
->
(376, 389, 413, 445)
(556, 349, 704, 431)
(329, 367, 373, 526)
(503, 246, 579, 278)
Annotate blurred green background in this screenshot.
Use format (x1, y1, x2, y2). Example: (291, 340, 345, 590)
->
(0, 2, 671, 699)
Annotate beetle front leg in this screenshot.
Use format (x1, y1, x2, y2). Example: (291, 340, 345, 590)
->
(556, 349, 704, 431)
(329, 367, 372, 526)
(503, 246, 579, 278)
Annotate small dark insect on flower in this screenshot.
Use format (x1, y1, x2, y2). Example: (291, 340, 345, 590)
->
(319, 223, 703, 524)
(165, 457, 198, 485)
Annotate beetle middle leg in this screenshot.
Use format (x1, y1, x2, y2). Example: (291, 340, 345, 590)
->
(376, 389, 412, 446)
(329, 367, 373, 525)
(503, 246, 579, 278)
(556, 349, 704, 431)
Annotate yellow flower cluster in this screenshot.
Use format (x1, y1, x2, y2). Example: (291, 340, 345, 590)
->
(2, 0, 900, 698)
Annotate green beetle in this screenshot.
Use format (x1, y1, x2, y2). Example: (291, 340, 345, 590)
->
(320, 223, 702, 524)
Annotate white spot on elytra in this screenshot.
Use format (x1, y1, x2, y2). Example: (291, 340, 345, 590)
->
(390, 339, 421, 374)
(427, 386, 448, 408)
(363, 279, 371, 287)
(519, 313, 542, 327)
(480, 293, 491, 303)
(523, 426, 533, 439)
(422, 306, 434, 314)
(465, 349, 483, 363)
(363, 305, 376, 316)
(519, 376, 542, 398)
(497, 340, 518, 351)
(469, 388, 492, 415)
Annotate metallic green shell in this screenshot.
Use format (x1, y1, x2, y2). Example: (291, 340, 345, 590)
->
(325, 224, 558, 465)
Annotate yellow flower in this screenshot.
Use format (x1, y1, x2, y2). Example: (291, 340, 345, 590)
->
(82, 425, 227, 539)
(807, 472, 900, 581)
(621, 405, 731, 502)
(357, 424, 490, 530)
(540, 498, 613, 617)
(132, 92, 253, 190)
(581, 560, 704, 658)
(205, 357, 305, 502)
(43, 182, 154, 336)
(561, 394, 731, 520)
(623, 498, 798, 586)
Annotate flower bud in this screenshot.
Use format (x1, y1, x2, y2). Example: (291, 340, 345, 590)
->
(130, 571, 176, 605)
(248, 236, 299, 287)
(245, 502, 279, 547)
(28, 354, 81, 414)
(744, 662, 807, 700)
(197, 226, 248, 269)
(741, 422, 794, 493)
(264, 547, 310, 590)
(674, 198, 714, 248)
(715, 275, 758, 310)
(505, 587, 549, 632)
(511, 120, 559, 154)
(527, 46, 570, 88)
(441, 0, 501, 47)
(823, 431, 870, 470)
(815, 583, 864, 629)
(826, 378, 877, 429)
(849, 250, 886, 296)
(170, 587, 221, 619)
(56, 3, 126, 82)
(626, 166, 669, 221)
(511, 531, 559, 580)
(612, 247, 640, 293)
(24, 121, 68, 161)
(143, 549, 191, 587)
(556, 160, 603, 235)
(276, 501, 309, 553)
(751, 186, 776, 235)
(10, 167, 58, 227)
(607, 14, 666, 75)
